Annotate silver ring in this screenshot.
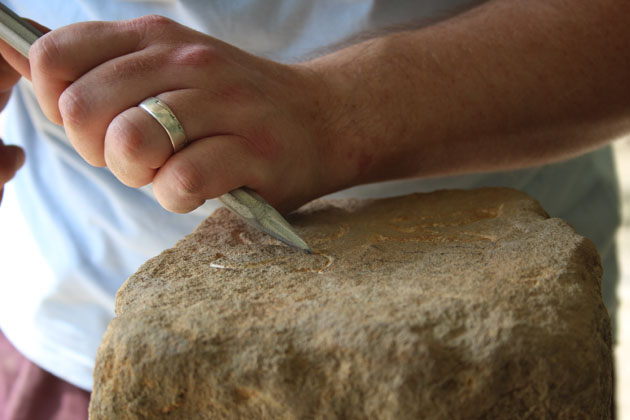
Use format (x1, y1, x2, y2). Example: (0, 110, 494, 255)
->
(139, 97, 187, 152)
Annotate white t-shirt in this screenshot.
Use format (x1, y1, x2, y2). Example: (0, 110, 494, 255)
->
(0, 0, 620, 390)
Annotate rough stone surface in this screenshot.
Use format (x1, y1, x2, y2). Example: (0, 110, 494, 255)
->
(89, 188, 612, 420)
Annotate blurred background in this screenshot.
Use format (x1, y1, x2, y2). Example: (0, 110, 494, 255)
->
(614, 139, 630, 419)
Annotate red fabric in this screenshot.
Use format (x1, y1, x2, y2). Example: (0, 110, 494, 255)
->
(0, 330, 90, 420)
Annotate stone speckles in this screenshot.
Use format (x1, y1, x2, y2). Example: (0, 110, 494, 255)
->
(89, 188, 612, 420)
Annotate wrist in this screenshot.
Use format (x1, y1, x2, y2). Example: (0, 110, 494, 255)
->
(299, 36, 423, 192)
(298, 47, 380, 194)
(288, 59, 364, 199)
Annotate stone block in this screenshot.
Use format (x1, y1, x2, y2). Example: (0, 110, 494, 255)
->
(89, 188, 612, 419)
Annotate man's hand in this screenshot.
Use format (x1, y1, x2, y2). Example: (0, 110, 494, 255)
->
(0, 16, 339, 214)
(2, 0, 630, 216)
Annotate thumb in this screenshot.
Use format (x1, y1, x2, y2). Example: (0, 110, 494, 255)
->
(0, 140, 26, 184)
(0, 17, 51, 81)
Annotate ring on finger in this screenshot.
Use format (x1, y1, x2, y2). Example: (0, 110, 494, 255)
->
(139, 96, 187, 152)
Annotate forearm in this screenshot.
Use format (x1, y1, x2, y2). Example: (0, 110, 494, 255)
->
(306, 0, 630, 190)
(1, 3, 627, 214)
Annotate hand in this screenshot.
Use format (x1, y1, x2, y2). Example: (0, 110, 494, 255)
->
(0, 16, 345, 214)
(0, 36, 28, 205)
(0, 140, 25, 204)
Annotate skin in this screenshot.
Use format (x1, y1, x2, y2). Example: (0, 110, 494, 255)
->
(0, 140, 24, 204)
(0, 54, 24, 204)
(0, 0, 628, 214)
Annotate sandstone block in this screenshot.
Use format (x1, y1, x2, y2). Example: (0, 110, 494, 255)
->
(89, 188, 612, 419)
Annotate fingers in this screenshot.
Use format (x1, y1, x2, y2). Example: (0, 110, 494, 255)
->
(0, 141, 25, 185)
(0, 58, 20, 92)
(0, 55, 21, 111)
(9, 15, 306, 214)
(0, 142, 24, 205)
(54, 46, 190, 166)
(104, 88, 242, 187)
(27, 16, 234, 167)
(28, 18, 164, 162)
(103, 106, 173, 187)
(152, 135, 265, 213)
(0, 27, 29, 109)
(29, 18, 167, 128)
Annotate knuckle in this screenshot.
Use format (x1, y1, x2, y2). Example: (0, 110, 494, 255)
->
(170, 159, 205, 199)
(168, 44, 223, 68)
(57, 87, 89, 129)
(29, 33, 62, 77)
(130, 15, 176, 39)
(138, 14, 175, 28)
(106, 114, 147, 163)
